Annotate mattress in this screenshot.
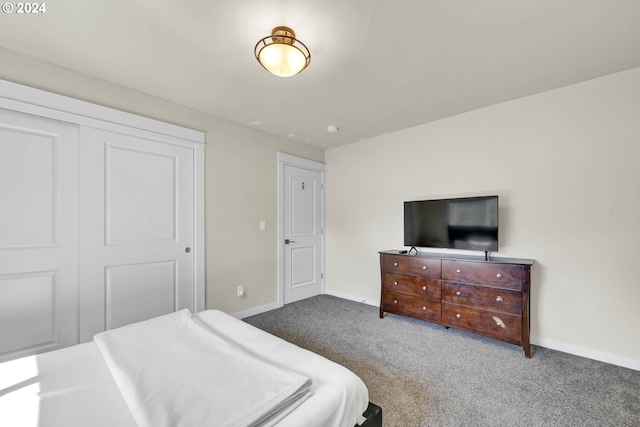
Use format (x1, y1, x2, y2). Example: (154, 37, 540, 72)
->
(0, 309, 369, 427)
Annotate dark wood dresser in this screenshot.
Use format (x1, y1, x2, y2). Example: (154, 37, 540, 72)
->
(379, 250, 534, 357)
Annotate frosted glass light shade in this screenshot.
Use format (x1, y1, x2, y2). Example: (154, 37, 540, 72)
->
(255, 27, 311, 77)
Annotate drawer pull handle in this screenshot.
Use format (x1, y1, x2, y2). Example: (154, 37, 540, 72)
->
(496, 273, 502, 279)
(456, 313, 461, 319)
(493, 316, 506, 328)
(496, 296, 504, 303)
(422, 266, 427, 270)
(393, 262, 398, 267)
(422, 307, 427, 311)
(455, 291, 461, 296)
(393, 299, 398, 304)
(456, 269, 461, 273)
(394, 281, 398, 286)
(422, 286, 427, 291)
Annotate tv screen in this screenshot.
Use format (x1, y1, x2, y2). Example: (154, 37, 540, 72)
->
(404, 196, 498, 252)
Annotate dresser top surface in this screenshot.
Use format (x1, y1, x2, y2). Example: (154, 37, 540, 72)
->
(379, 250, 534, 266)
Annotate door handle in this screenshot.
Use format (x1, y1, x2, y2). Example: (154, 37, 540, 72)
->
(284, 239, 296, 244)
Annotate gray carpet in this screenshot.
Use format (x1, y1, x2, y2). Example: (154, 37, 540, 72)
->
(244, 295, 640, 427)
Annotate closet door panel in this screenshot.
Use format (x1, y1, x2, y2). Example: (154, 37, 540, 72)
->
(0, 109, 79, 361)
(105, 261, 176, 330)
(106, 144, 176, 243)
(79, 127, 194, 342)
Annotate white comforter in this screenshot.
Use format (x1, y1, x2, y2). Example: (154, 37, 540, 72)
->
(0, 309, 368, 427)
(94, 309, 312, 427)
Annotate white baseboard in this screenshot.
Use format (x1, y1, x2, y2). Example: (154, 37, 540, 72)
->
(231, 302, 280, 319)
(324, 289, 379, 307)
(531, 336, 640, 371)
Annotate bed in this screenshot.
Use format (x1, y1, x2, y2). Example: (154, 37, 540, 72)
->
(0, 309, 382, 427)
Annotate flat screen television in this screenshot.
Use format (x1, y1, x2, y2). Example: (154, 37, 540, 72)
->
(404, 195, 498, 252)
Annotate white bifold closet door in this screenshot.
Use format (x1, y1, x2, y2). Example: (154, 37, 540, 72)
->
(0, 109, 80, 360)
(78, 127, 195, 342)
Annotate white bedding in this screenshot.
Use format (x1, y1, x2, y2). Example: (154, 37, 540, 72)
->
(0, 309, 369, 427)
(94, 309, 312, 427)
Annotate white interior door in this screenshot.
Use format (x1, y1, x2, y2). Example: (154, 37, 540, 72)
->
(79, 127, 195, 341)
(0, 109, 79, 361)
(283, 163, 324, 304)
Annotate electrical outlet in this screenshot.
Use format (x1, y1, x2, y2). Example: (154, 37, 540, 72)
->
(259, 221, 266, 231)
(237, 285, 244, 298)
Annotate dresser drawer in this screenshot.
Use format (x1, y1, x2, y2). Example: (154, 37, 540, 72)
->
(442, 303, 522, 345)
(382, 292, 441, 323)
(441, 282, 521, 315)
(382, 254, 441, 279)
(442, 260, 522, 290)
(383, 273, 441, 300)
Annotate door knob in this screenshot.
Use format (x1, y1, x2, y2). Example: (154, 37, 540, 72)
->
(185, 247, 191, 253)
(284, 239, 296, 244)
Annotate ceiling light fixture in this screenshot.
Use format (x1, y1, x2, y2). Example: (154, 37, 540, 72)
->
(254, 26, 311, 77)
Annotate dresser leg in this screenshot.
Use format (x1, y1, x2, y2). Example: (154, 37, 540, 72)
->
(379, 309, 384, 319)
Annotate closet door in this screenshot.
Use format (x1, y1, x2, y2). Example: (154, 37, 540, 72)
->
(0, 109, 79, 361)
(79, 127, 195, 342)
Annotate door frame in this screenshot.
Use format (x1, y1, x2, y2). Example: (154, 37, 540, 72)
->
(277, 152, 326, 308)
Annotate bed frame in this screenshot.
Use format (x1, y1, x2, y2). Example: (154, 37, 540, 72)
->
(359, 402, 383, 427)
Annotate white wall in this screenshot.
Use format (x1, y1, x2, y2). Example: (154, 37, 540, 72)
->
(0, 47, 325, 315)
(325, 67, 640, 369)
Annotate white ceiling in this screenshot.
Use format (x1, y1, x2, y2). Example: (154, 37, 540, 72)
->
(1, 0, 639, 149)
